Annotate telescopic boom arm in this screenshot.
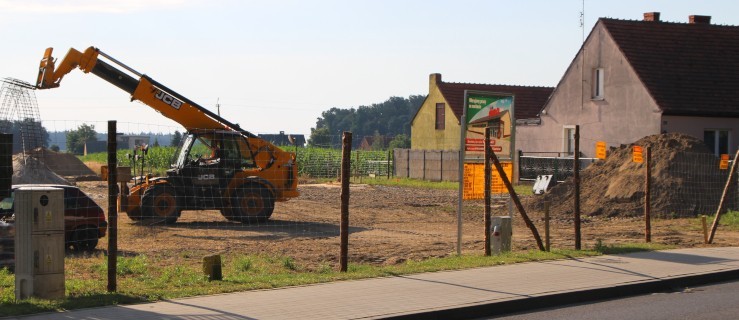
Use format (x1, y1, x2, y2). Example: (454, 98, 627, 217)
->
(36, 46, 257, 138)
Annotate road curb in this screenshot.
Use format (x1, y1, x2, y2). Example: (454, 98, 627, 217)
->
(384, 268, 739, 320)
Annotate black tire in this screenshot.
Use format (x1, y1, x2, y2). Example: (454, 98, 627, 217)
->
(125, 206, 145, 221)
(69, 228, 98, 253)
(224, 185, 274, 223)
(141, 185, 181, 224)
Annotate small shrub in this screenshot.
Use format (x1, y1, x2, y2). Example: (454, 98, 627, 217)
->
(593, 239, 606, 253)
(233, 256, 253, 272)
(282, 257, 297, 271)
(317, 262, 333, 274)
(96, 255, 148, 276)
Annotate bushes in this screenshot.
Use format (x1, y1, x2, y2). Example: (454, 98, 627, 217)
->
(80, 146, 392, 178)
(296, 147, 390, 178)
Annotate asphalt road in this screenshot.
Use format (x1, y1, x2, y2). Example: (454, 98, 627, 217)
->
(493, 280, 739, 320)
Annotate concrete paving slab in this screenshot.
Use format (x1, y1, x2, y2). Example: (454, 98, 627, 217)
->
(10, 247, 739, 320)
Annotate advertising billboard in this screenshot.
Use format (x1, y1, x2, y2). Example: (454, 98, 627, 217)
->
(463, 92, 514, 160)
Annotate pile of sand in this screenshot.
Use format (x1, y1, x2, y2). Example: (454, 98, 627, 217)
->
(12, 153, 71, 185)
(40, 149, 97, 178)
(536, 133, 732, 218)
(12, 148, 99, 185)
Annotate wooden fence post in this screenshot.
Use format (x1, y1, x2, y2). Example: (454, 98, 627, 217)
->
(0, 134, 11, 199)
(489, 150, 545, 251)
(544, 200, 551, 252)
(107, 121, 118, 292)
(708, 149, 739, 243)
(645, 146, 652, 243)
(422, 150, 426, 180)
(407, 149, 410, 178)
(574, 125, 581, 250)
(387, 149, 391, 179)
(440, 150, 444, 181)
(340, 132, 352, 272)
(484, 127, 492, 256)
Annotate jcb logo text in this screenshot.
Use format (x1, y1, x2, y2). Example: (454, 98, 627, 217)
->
(154, 89, 183, 110)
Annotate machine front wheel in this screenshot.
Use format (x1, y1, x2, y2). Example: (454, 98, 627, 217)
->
(141, 185, 181, 224)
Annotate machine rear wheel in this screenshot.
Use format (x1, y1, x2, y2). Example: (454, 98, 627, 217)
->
(141, 185, 181, 224)
(223, 185, 274, 223)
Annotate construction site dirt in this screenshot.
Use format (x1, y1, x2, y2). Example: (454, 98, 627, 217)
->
(7, 132, 738, 270)
(74, 179, 739, 270)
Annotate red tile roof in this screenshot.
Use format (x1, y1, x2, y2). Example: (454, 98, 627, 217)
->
(602, 18, 739, 117)
(436, 82, 554, 121)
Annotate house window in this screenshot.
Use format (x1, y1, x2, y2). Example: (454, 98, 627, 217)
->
(704, 129, 730, 156)
(564, 126, 576, 156)
(435, 103, 445, 130)
(592, 68, 604, 99)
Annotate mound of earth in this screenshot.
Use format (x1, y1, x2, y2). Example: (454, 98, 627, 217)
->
(12, 153, 71, 185)
(535, 133, 731, 218)
(35, 148, 97, 177)
(12, 148, 101, 185)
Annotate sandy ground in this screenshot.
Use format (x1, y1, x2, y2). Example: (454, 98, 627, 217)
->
(75, 180, 739, 269)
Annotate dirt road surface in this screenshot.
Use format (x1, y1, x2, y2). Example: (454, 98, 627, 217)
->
(75, 180, 739, 270)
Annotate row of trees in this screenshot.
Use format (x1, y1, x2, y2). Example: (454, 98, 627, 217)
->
(0, 119, 50, 153)
(1, 120, 187, 155)
(64, 125, 184, 154)
(6, 92, 423, 155)
(307, 95, 424, 149)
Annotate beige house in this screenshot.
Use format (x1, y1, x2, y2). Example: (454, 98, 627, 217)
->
(411, 73, 553, 150)
(518, 13, 739, 157)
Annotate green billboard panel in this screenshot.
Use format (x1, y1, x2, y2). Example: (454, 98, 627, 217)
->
(463, 93, 514, 159)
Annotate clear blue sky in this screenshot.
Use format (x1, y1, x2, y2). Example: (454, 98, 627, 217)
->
(1, 0, 737, 136)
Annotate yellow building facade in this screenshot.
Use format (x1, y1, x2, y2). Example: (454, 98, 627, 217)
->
(411, 73, 553, 151)
(410, 74, 461, 150)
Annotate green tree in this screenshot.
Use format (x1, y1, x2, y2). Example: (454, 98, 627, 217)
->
(0, 118, 50, 153)
(388, 134, 410, 150)
(66, 124, 97, 154)
(50, 145, 60, 152)
(307, 127, 331, 147)
(171, 130, 183, 147)
(371, 130, 386, 151)
(153, 138, 160, 147)
(311, 95, 424, 148)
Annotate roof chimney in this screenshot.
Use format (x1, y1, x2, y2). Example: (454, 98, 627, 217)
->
(429, 73, 442, 91)
(643, 12, 660, 22)
(689, 15, 711, 24)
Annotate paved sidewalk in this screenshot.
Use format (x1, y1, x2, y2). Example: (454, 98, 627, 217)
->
(12, 247, 739, 320)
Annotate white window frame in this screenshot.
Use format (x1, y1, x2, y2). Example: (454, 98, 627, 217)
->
(592, 68, 605, 100)
(563, 125, 576, 156)
(704, 129, 731, 156)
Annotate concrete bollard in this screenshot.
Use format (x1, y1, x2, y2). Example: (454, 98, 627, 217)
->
(203, 254, 222, 281)
(491, 216, 512, 255)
